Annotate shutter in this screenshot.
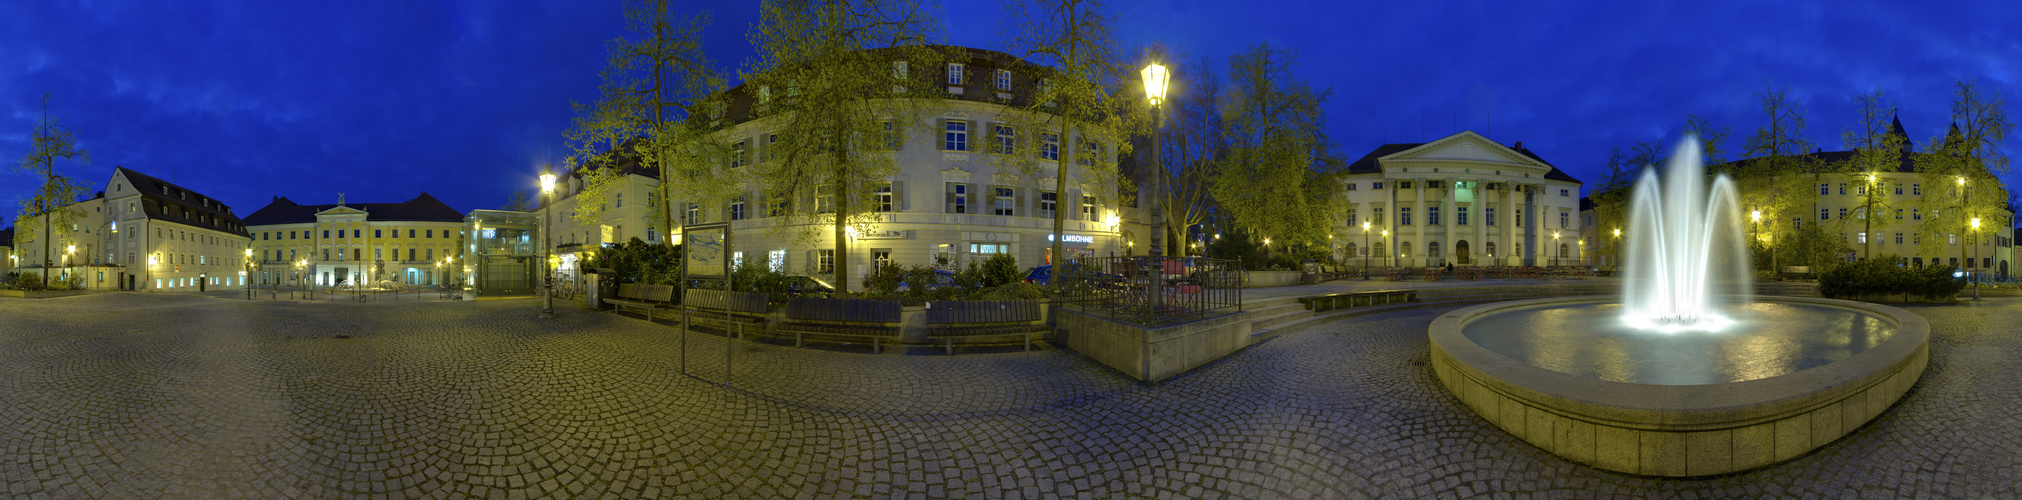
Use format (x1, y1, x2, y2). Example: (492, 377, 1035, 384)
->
(894, 181, 907, 211)
(937, 119, 947, 150)
(969, 184, 978, 214)
(894, 123, 904, 151)
(981, 122, 994, 153)
(1016, 189, 1027, 217)
(945, 182, 956, 213)
(987, 185, 1000, 214)
(1068, 188, 1080, 220)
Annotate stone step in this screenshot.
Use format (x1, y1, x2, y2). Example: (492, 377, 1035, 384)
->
(1250, 309, 1314, 330)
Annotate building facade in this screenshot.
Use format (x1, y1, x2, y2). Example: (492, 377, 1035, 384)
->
(1335, 131, 1585, 268)
(538, 148, 667, 285)
(242, 193, 466, 288)
(23, 167, 259, 292)
(656, 46, 1135, 290)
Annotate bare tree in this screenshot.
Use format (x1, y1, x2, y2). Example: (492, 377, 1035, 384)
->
(1212, 43, 1337, 248)
(1916, 79, 2012, 271)
(1739, 84, 1816, 271)
(1843, 90, 1906, 260)
(1161, 55, 1224, 255)
(14, 93, 92, 289)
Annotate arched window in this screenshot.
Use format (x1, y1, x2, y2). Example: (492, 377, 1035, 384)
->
(1559, 243, 1569, 258)
(1401, 242, 1413, 258)
(1486, 241, 1497, 257)
(1347, 242, 1358, 257)
(1428, 241, 1442, 259)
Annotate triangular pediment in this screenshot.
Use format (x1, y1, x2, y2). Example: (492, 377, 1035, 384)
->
(1379, 131, 1547, 172)
(316, 206, 369, 216)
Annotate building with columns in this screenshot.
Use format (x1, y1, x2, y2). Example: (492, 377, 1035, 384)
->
(1335, 131, 1585, 268)
(242, 193, 466, 288)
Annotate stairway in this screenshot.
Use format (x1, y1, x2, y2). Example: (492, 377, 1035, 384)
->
(1250, 281, 1820, 340)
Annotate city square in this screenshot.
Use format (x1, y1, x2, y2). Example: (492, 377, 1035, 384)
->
(1, 288, 2016, 498)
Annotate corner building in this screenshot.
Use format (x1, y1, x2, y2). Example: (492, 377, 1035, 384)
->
(664, 46, 1137, 289)
(1336, 132, 1585, 268)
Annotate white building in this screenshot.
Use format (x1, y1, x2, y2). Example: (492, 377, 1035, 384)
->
(1335, 131, 1585, 268)
(21, 167, 258, 291)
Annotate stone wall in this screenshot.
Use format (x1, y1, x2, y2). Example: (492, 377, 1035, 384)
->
(1055, 309, 1253, 382)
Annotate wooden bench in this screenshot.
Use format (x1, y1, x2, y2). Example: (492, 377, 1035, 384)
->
(1296, 290, 1419, 312)
(606, 283, 677, 321)
(924, 300, 1049, 354)
(683, 289, 771, 338)
(778, 298, 903, 353)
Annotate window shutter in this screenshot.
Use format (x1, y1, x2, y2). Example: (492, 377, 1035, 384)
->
(1016, 190, 1027, 217)
(969, 184, 978, 213)
(1068, 189, 1080, 220)
(894, 181, 907, 211)
(945, 182, 956, 213)
(987, 185, 999, 213)
(937, 119, 948, 150)
(893, 124, 904, 151)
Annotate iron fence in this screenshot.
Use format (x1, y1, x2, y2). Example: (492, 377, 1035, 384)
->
(1057, 256, 1243, 326)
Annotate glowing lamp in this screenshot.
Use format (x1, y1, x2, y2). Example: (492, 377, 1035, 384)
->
(1140, 62, 1169, 106)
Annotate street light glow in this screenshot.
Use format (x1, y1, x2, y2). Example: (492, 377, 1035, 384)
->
(1140, 62, 1169, 106)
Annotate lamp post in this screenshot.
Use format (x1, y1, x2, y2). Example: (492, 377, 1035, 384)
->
(1612, 228, 1621, 269)
(1958, 176, 1968, 292)
(1362, 221, 1372, 280)
(540, 168, 557, 319)
(1382, 229, 1390, 269)
(1550, 232, 1559, 268)
(1972, 217, 1981, 300)
(245, 249, 253, 300)
(1141, 59, 1169, 314)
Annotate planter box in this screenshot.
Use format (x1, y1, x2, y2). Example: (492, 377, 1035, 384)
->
(1244, 271, 1303, 288)
(0, 290, 90, 299)
(1054, 309, 1253, 382)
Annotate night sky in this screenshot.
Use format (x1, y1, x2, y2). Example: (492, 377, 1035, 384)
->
(4, 0, 2016, 230)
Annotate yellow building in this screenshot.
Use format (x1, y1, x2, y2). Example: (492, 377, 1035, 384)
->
(243, 193, 466, 288)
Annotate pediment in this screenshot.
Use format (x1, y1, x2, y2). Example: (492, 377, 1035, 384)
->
(316, 206, 369, 216)
(1380, 131, 1546, 171)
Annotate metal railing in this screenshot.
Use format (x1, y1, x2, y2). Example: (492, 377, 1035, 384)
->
(1056, 256, 1243, 327)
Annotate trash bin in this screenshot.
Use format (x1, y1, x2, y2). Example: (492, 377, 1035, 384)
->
(1301, 260, 1321, 285)
(584, 268, 616, 310)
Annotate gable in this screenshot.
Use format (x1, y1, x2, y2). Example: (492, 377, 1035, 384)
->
(316, 206, 369, 217)
(1378, 131, 1549, 174)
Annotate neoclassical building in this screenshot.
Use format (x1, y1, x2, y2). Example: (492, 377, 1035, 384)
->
(11, 167, 257, 291)
(242, 193, 466, 287)
(655, 46, 1136, 289)
(1335, 131, 1585, 268)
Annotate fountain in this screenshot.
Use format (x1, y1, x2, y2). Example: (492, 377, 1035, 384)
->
(1427, 136, 1930, 476)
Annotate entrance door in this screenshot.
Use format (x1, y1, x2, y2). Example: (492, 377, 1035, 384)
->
(126, 275, 134, 291)
(199, 274, 207, 292)
(1455, 240, 1471, 265)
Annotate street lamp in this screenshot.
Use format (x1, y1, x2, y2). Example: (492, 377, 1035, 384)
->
(540, 167, 557, 319)
(1612, 228, 1621, 269)
(1550, 232, 1559, 268)
(1971, 217, 1981, 300)
(1141, 58, 1169, 314)
(1362, 221, 1372, 280)
(1382, 229, 1390, 269)
(244, 249, 253, 300)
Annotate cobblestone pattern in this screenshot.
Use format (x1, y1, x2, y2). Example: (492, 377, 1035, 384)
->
(0, 293, 2016, 498)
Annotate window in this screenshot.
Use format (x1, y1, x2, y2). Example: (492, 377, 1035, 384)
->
(426, 249, 433, 261)
(1346, 208, 1357, 226)
(815, 186, 833, 213)
(876, 184, 894, 212)
(1486, 208, 1497, 226)
(1858, 232, 1868, 244)
(945, 63, 968, 85)
(353, 230, 360, 238)
(1486, 242, 1496, 257)
(1839, 208, 1848, 219)
(1400, 207, 1412, 226)
(1913, 183, 1921, 195)
(686, 203, 701, 225)
(873, 250, 893, 268)
(323, 230, 330, 238)
(993, 187, 1016, 216)
(1895, 209, 1903, 220)
(1895, 233, 1904, 244)
(1082, 196, 1096, 220)
(408, 230, 415, 238)
(1428, 206, 1441, 225)
(1039, 192, 1057, 218)
(891, 61, 908, 79)
(970, 243, 1008, 254)
(730, 140, 748, 168)
(1040, 133, 1059, 160)
(1457, 207, 1469, 225)
(993, 124, 1014, 155)
(944, 121, 968, 151)
(731, 196, 747, 220)
(1373, 207, 1385, 225)
(375, 230, 382, 238)
(1820, 183, 1830, 195)
(616, 193, 623, 207)
(1838, 183, 1846, 195)
(1857, 184, 1867, 195)
(1821, 208, 1830, 220)
(1373, 182, 1384, 190)
(1560, 212, 1569, 228)
(1560, 188, 1570, 197)
(1912, 209, 1921, 221)
(1078, 141, 1097, 167)
(1399, 181, 1413, 189)
(818, 249, 835, 273)
(1515, 209, 1524, 227)
(884, 122, 901, 150)
(951, 184, 969, 214)
(323, 249, 331, 261)
(1894, 183, 1903, 195)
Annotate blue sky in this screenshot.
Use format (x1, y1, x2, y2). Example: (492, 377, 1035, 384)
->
(3, 0, 2017, 230)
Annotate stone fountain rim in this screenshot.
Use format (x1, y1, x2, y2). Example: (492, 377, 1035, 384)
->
(1430, 295, 1929, 431)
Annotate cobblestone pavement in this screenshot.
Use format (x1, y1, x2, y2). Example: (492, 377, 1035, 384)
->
(1, 292, 2016, 498)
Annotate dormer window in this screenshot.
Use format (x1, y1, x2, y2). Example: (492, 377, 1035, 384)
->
(758, 86, 772, 104)
(891, 61, 908, 79)
(996, 69, 1012, 90)
(946, 63, 964, 85)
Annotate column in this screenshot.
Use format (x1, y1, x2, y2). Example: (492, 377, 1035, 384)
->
(1414, 180, 1427, 267)
(1474, 178, 1486, 266)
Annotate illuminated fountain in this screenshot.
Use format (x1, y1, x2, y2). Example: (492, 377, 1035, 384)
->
(1427, 136, 1929, 476)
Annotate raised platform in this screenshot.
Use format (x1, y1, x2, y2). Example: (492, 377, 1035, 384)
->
(1429, 296, 1929, 476)
(1054, 309, 1253, 382)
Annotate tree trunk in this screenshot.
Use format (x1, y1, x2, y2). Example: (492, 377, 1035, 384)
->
(1051, 129, 1070, 270)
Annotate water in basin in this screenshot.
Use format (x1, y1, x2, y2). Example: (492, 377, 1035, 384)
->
(1461, 301, 1896, 385)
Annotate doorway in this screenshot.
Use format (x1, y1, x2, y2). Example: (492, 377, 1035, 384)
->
(1455, 240, 1471, 265)
(198, 274, 207, 292)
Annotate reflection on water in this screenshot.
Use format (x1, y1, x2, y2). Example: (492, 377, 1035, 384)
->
(1462, 302, 1895, 385)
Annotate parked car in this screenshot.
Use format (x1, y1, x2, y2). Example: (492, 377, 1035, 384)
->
(783, 276, 835, 297)
(1024, 265, 1053, 285)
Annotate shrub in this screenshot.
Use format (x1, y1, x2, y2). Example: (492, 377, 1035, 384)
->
(585, 237, 682, 285)
(979, 281, 1047, 300)
(1817, 255, 1963, 301)
(863, 262, 904, 295)
(980, 253, 1020, 287)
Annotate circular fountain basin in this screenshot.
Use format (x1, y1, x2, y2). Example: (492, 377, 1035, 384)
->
(1430, 296, 1928, 477)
